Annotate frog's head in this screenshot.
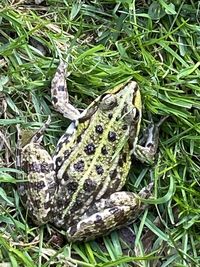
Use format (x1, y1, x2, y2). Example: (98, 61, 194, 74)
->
(79, 81, 142, 146)
(99, 81, 142, 135)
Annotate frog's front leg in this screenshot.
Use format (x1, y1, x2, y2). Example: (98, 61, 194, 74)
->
(51, 61, 81, 120)
(66, 184, 152, 242)
(18, 118, 57, 225)
(133, 123, 159, 164)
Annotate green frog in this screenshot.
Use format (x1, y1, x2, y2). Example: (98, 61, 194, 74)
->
(18, 61, 158, 242)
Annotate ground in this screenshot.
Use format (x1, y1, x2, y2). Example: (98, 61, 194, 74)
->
(0, 1, 200, 266)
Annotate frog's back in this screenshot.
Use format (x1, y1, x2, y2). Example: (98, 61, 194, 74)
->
(52, 82, 141, 228)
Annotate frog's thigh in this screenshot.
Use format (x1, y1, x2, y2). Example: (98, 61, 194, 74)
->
(20, 143, 57, 225)
(67, 191, 148, 242)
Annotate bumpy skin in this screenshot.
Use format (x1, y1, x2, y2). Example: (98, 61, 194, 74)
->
(20, 63, 156, 242)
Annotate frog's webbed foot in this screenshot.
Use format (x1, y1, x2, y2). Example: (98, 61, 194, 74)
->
(51, 61, 80, 121)
(66, 186, 152, 242)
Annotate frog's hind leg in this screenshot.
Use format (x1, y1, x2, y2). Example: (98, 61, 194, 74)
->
(18, 118, 57, 225)
(51, 61, 80, 120)
(66, 184, 152, 242)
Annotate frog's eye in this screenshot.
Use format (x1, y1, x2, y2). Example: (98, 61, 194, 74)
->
(100, 94, 117, 110)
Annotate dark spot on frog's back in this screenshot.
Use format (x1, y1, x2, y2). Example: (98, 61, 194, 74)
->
(108, 131, 117, 142)
(95, 125, 103, 134)
(101, 145, 108, 155)
(83, 179, 97, 192)
(95, 165, 104, 175)
(74, 160, 85, 172)
(67, 181, 78, 193)
(84, 143, 96, 155)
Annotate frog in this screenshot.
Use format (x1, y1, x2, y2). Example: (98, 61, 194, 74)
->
(18, 61, 159, 242)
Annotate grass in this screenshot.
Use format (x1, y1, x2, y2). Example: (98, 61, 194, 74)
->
(0, 0, 200, 266)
